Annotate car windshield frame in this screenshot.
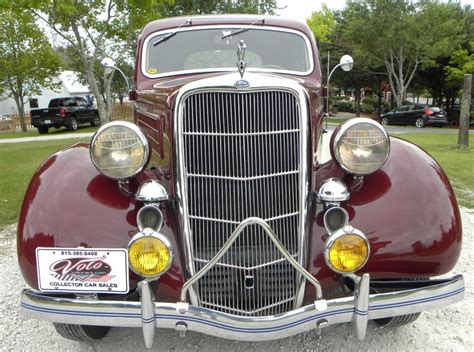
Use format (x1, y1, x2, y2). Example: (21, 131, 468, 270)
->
(141, 25, 314, 79)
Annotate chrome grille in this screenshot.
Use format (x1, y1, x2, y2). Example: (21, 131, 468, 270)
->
(181, 90, 302, 316)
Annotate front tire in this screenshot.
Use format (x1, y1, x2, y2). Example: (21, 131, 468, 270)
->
(374, 313, 421, 327)
(67, 118, 78, 131)
(37, 126, 48, 134)
(91, 114, 100, 127)
(381, 117, 389, 127)
(53, 323, 110, 342)
(415, 118, 425, 128)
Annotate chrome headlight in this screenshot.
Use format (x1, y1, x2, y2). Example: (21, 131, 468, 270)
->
(90, 122, 149, 180)
(333, 118, 390, 175)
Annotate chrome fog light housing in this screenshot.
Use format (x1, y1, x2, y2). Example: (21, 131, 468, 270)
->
(90, 121, 149, 180)
(333, 118, 390, 175)
(324, 226, 370, 274)
(128, 228, 173, 278)
(137, 205, 163, 232)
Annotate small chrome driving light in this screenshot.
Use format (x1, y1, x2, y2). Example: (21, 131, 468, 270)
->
(317, 178, 349, 206)
(333, 118, 390, 175)
(90, 121, 149, 180)
(128, 228, 173, 278)
(324, 226, 370, 274)
(136, 180, 169, 203)
(137, 205, 163, 232)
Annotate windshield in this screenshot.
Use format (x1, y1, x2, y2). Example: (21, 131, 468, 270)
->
(143, 26, 313, 77)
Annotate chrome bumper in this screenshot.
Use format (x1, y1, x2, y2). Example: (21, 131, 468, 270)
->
(21, 274, 464, 346)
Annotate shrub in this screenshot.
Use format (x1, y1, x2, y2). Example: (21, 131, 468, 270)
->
(361, 103, 374, 114)
(337, 101, 355, 112)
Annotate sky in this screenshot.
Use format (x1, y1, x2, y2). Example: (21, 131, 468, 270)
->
(277, 0, 474, 24)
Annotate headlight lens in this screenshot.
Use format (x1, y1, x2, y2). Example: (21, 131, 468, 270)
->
(325, 228, 369, 273)
(90, 122, 148, 180)
(333, 118, 390, 175)
(128, 231, 172, 277)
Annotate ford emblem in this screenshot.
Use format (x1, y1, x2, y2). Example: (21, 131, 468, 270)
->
(234, 79, 250, 89)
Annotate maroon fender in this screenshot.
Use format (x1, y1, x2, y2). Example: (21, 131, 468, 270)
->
(302, 137, 462, 301)
(17, 143, 186, 302)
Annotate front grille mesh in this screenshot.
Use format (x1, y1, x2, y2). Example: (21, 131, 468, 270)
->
(181, 90, 302, 316)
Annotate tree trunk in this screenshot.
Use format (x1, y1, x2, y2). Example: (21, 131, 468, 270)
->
(458, 74, 472, 149)
(12, 94, 27, 132)
(104, 71, 114, 121)
(355, 89, 361, 117)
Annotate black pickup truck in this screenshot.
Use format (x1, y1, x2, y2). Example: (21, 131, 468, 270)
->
(30, 96, 100, 134)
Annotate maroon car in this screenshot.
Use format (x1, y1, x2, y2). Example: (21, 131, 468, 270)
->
(18, 15, 463, 348)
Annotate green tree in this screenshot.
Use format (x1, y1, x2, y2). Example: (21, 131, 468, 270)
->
(341, 0, 465, 107)
(0, 8, 61, 132)
(158, 0, 277, 16)
(19, 0, 170, 125)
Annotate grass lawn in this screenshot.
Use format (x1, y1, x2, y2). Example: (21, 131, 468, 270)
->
(394, 133, 473, 209)
(0, 125, 98, 139)
(0, 138, 89, 227)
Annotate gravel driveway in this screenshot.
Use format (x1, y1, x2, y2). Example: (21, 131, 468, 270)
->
(0, 208, 472, 351)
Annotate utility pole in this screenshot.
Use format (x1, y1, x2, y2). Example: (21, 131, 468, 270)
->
(458, 74, 472, 149)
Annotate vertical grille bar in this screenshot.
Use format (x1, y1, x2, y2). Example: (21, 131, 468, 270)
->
(182, 90, 302, 316)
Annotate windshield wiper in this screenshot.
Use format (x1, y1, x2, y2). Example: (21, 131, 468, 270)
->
(221, 18, 265, 40)
(153, 18, 193, 46)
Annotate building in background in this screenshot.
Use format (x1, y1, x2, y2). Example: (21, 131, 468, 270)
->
(0, 71, 90, 117)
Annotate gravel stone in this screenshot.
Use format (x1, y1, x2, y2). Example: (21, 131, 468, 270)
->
(1, 208, 472, 351)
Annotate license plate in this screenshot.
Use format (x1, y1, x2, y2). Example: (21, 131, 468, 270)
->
(36, 248, 129, 294)
(44, 120, 51, 124)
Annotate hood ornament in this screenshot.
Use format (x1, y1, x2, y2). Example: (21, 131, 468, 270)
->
(236, 40, 247, 79)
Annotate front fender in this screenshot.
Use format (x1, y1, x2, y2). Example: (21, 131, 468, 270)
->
(17, 143, 186, 302)
(305, 137, 462, 297)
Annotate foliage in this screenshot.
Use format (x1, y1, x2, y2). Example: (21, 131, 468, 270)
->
(0, 7, 61, 131)
(16, 0, 170, 125)
(306, 4, 336, 45)
(340, 1, 465, 107)
(157, 0, 277, 16)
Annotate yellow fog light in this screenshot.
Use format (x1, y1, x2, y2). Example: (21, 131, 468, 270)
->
(128, 230, 173, 278)
(324, 227, 370, 274)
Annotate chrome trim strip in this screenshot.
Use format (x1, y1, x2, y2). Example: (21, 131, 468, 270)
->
(173, 73, 310, 309)
(141, 25, 314, 79)
(179, 217, 323, 302)
(21, 275, 464, 342)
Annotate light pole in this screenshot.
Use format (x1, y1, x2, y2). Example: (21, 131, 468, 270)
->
(325, 55, 354, 131)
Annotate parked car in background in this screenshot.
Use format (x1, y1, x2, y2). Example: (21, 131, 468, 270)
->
(18, 15, 464, 348)
(29, 96, 100, 134)
(380, 104, 447, 128)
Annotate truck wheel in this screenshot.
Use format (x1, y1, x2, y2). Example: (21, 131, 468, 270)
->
(91, 114, 100, 127)
(381, 117, 389, 126)
(37, 126, 48, 134)
(53, 323, 110, 341)
(67, 118, 78, 131)
(415, 118, 425, 128)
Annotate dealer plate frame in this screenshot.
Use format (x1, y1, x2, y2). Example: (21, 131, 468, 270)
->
(36, 248, 129, 294)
